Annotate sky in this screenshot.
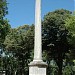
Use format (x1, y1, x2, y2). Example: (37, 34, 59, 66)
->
(5, 0, 74, 28)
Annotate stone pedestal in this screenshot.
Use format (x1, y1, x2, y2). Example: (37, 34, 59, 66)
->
(29, 61, 47, 75)
(0, 71, 6, 75)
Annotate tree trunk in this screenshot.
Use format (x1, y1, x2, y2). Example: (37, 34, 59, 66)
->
(58, 58, 63, 75)
(58, 64, 62, 75)
(56, 53, 63, 75)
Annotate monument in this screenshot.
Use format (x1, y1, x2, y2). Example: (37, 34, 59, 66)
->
(29, 0, 47, 75)
(0, 71, 6, 75)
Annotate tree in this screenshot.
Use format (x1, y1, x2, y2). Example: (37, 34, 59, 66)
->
(42, 9, 72, 75)
(65, 15, 75, 47)
(65, 15, 75, 60)
(0, 0, 8, 18)
(4, 24, 34, 75)
(0, 19, 10, 47)
(0, 1, 10, 72)
(0, 0, 10, 48)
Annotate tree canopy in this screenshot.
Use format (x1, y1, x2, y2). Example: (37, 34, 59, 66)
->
(0, 0, 10, 47)
(0, 0, 8, 19)
(4, 24, 34, 75)
(42, 9, 72, 75)
(65, 15, 75, 60)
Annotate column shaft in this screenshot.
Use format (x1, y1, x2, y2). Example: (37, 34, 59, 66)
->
(34, 0, 42, 61)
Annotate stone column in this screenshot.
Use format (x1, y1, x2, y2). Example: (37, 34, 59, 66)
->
(29, 0, 47, 75)
(34, 0, 42, 61)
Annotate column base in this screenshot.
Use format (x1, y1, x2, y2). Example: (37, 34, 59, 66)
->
(29, 60, 47, 75)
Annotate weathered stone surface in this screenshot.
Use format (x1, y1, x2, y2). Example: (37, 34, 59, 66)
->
(34, 0, 42, 61)
(29, 61, 47, 67)
(29, 66, 46, 75)
(0, 71, 6, 75)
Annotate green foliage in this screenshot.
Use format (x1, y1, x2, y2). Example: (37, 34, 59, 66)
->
(4, 24, 34, 75)
(65, 15, 75, 60)
(62, 65, 73, 75)
(65, 16, 75, 47)
(4, 24, 34, 51)
(0, 19, 10, 46)
(0, 0, 10, 47)
(42, 9, 72, 75)
(0, 0, 8, 18)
